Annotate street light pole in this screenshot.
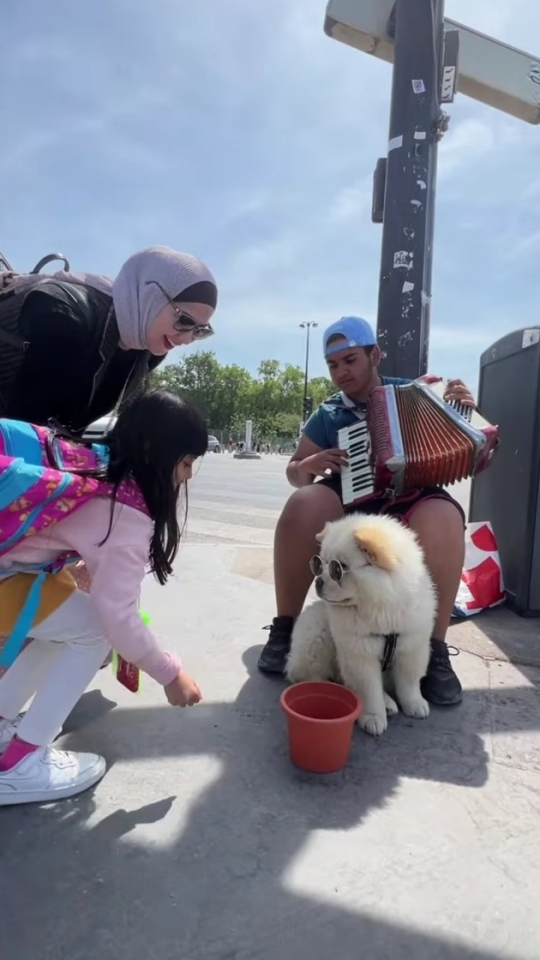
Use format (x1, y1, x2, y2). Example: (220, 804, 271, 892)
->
(300, 321, 318, 410)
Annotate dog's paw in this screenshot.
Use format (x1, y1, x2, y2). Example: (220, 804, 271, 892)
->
(383, 692, 399, 716)
(401, 696, 430, 719)
(284, 666, 299, 684)
(358, 712, 388, 736)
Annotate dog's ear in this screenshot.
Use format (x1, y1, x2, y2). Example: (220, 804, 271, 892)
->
(315, 524, 329, 544)
(353, 526, 397, 572)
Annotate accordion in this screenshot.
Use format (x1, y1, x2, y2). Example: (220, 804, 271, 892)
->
(338, 378, 499, 507)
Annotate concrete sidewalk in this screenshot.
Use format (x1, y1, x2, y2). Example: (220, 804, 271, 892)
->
(2, 538, 540, 960)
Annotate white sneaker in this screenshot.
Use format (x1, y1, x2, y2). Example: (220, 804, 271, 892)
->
(0, 746, 106, 805)
(0, 715, 23, 751)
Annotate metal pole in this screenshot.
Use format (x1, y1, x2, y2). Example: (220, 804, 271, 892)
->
(304, 325, 310, 403)
(300, 321, 318, 406)
(376, 0, 446, 379)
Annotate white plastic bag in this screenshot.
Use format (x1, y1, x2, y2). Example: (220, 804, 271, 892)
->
(452, 521, 505, 618)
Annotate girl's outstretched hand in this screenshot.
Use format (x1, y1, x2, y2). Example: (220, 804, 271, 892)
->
(165, 670, 203, 707)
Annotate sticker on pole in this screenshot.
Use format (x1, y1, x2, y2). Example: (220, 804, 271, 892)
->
(522, 329, 540, 349)
(452, 522, 505, 618)
(441, 66, 457, 102)
(393, 250, 413, 270)
(412, 79, 426, 94)
(528, 63, 540, 85)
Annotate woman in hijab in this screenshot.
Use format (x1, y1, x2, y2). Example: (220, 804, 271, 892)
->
(0, 245, 218, 672)
(0, 245, 218, 432)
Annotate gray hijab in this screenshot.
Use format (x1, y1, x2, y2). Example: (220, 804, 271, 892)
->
(1, 245, 217, 352)
(112, 246, 217, 350)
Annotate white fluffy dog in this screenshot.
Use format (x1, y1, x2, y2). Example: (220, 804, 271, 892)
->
(286, 513, 437, 736)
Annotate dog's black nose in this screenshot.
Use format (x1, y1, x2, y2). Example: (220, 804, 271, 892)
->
(315, 577, 324, 595)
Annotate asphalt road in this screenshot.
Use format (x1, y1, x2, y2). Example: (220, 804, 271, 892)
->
(187, 453, 290, 545)
(187, 453, 471, 546)
(1, 453, 538, 960)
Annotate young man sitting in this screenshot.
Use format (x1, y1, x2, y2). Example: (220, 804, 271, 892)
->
(258, 316, 475, 706)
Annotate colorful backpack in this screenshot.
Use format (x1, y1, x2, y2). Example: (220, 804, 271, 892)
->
(0, 418, 148, 667)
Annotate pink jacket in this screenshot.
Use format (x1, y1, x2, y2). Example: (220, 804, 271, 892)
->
(0, 498, 182, 686)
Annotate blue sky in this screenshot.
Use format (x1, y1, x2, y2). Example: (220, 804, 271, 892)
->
(2, 0, 539, 394)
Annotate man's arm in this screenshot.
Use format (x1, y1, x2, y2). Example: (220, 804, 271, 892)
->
(286, 435, 324, 488)
(286, 435, 348, 489)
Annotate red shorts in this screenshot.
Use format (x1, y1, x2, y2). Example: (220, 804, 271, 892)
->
(317, 476, 466, 528)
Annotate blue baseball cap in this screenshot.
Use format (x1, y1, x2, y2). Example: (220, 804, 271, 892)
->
(323, 316, 377, 358)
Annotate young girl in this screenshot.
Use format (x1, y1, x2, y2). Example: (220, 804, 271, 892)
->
(0, 390, 207, 806)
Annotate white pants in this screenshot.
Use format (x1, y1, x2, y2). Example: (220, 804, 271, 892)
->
(0, 591, 109, 746)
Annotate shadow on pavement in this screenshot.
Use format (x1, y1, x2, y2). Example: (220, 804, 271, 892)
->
(0, 648, 536, 960)
(457, 605, 540, 683)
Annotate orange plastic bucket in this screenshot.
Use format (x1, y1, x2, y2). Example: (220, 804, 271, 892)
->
(281, 681, 362, 773)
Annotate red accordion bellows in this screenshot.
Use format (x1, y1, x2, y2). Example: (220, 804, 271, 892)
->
(338, 380, 499, 507)
(393, 387, 473, 487)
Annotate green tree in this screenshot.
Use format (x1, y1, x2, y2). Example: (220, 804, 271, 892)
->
(257, 359, 281, 382)
(149, 352, 334, 441)
(309, 375, 334, 406)
(273, 411, 303, 442)
(150, 352, 253, 430)
(213, 364, 254, 431)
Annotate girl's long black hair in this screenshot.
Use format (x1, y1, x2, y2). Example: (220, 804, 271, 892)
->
(48, 390, 208, 584)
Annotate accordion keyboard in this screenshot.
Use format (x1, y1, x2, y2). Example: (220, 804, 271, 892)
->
(449, 399, 473, 422)
(338, 420, 375, 505)
(426, 379, 475, 424)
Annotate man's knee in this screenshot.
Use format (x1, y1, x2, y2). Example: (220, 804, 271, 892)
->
(409, 498, 465, 552)
(277, 484, 344, 535)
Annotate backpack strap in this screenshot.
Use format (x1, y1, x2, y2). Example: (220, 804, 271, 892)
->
(0, 419, 148, 668)
(0, 289, 30, 417)
(30, 254, 70, 274)
(89, 304, 121, 406)
(0, 570, 46, 667)
(0, 567, 77, 667)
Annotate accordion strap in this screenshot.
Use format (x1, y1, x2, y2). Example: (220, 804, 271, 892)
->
(339, 391, 367, 422)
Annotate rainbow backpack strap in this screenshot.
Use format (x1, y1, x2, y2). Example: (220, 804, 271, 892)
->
(0, 419, 147, 556)
(0, 419, 149, 669)
(0, 570, 46, 667)
(0, 420, 81, 666)
(0, 420, 103, 558)
(0, 420, 102, 667)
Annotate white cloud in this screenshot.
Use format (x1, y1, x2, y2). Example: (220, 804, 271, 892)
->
(438, 118, 496, 179)
(500, 228, 540, 263)
(327, 179, 373, 225)
(1, 0, 538, 396)
(225, 229, 306, 290)
(0, 130, 59, 176)
(431, 326, 496, 351)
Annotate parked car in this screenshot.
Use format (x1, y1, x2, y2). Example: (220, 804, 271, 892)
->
(84, 418, 222, 454)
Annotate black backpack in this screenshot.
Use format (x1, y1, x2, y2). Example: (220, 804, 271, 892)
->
(0, 251, 71, 416)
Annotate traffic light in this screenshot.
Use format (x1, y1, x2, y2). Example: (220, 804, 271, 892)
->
(302, 396, 313, 421)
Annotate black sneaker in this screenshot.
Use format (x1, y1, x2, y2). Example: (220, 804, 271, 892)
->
(421, 638, 463, 706)
(257, 617, 294, 675)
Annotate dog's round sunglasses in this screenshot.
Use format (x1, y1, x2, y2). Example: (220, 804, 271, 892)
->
(145, 280, 215, 340)
(309, 555, 348, 583)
